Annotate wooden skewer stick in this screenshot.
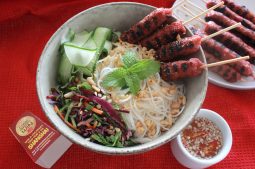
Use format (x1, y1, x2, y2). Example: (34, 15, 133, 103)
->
(182, 5, 206, 24)
(183, 1, 224, 25)
(201, 56, 250, 69)
(181, 6, 241, 40)
(186, 0, 204, 12)
(202, 0, 208, 3)
(202, 22, 241, 41)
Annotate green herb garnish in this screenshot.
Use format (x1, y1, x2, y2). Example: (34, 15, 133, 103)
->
(121, 51, 138, 68)
(124, 73, 140, 95)
(65, 102, 74, 122)
(101, 68, 128, 88)
(128, 59, 160, 80)
(77, 81, 92, 90)
(85, 104, 93, 111)
(68, 86, 77, 91)
(91, 130, 124, 147)
(102, 51, 160, 94)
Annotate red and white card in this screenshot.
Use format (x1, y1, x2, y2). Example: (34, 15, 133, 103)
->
(9, 112, 72, 168)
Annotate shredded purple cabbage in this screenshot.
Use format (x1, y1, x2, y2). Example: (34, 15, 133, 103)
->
(47, 72, 135, 147)
(88, 96, 126, 128)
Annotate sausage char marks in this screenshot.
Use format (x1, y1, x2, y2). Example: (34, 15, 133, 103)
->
(160, 58, 203, 81)
(120, 8, 172, 44)
(156, 35, 202, 62)
(221, 0, 255, 25)
(205, 11, 255, 48)
(207, 0, 255, 31)
(202, 38, 253, 76)
(205, 21, 255, 63)
(140, 21, 186, 49)
(205, 52, 241, 82)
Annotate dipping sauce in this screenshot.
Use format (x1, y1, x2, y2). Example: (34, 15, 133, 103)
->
(181, 117, 223, 159)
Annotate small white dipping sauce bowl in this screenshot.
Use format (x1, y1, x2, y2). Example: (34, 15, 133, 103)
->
(171, 109, 232, 169)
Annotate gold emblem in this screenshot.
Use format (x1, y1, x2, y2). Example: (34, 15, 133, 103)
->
(16, 116, 36, 136)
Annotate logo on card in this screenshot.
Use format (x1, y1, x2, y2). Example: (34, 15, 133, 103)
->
(16, 116, 36, 136)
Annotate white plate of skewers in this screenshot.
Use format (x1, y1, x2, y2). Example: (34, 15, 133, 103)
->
(173, 0, 255, 90)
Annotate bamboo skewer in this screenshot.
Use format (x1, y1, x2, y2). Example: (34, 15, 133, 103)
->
(183, 1, 224, 25)
(202, 23, 241, 41)
(172, 0, 187, 20)
(201, 56, 250, 69)
(173, 0, 222, 25)
(180, 4, 242, 41)
(186, 0, 204, 12)
(172, 1, 253, 80)
(182, 5, 206, 24)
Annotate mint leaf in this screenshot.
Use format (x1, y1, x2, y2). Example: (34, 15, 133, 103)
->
(102, 68, 127, 88)
(102, 52, 159, 95)
(128, 59, 160, 80)
(125, 73, 140, 94)
(121, 51, 138, 68)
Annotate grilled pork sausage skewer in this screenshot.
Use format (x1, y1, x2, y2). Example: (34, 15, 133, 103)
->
(140, 21, 186, 49)
(156, 23, 240, 62)
(205, 21, 255, 63)
(121, 2, 224, 44)
(120, 8, 172, 44)
(160, 56, 249, 81)
(181, 7, 255, 64)
(205, 52, 242, 82)
(218, 0, 255, 25)
(189, 27, 253, 76)
(205, 11, 255, 48)
(206, 0, 255, 31)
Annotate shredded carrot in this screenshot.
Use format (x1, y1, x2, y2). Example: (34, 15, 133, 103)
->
(85, 121, 93, 128)
(91, 107, 103, 115)
(84, 102, 103, 115)
(54, 105, 81, 133)
(54, 105, 65, 120)
(93, 121, 98, 129)
(65, 121, 81, 132)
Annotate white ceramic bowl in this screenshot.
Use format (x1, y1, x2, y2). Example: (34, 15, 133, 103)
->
(36, 2, 208, 154)
(171, 109, 232, 168)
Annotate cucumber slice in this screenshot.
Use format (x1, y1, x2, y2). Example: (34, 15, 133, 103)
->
(93, 27, 112, 48)
(103, 40, 112, 54)
(57, 50, 73, 84)
(58, 27, 112, 82)
(64, 31, 93, 47)
(64, 44, 96, 67)
(61, 28, 75, 44)
(92, 27, 112, 65)
(71, 31, 93, 47)
(83, 38, 97, 50)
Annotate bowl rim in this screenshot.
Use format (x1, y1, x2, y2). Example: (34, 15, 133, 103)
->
(175, 109, 233, 164)
(36, 1, 208, 154)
